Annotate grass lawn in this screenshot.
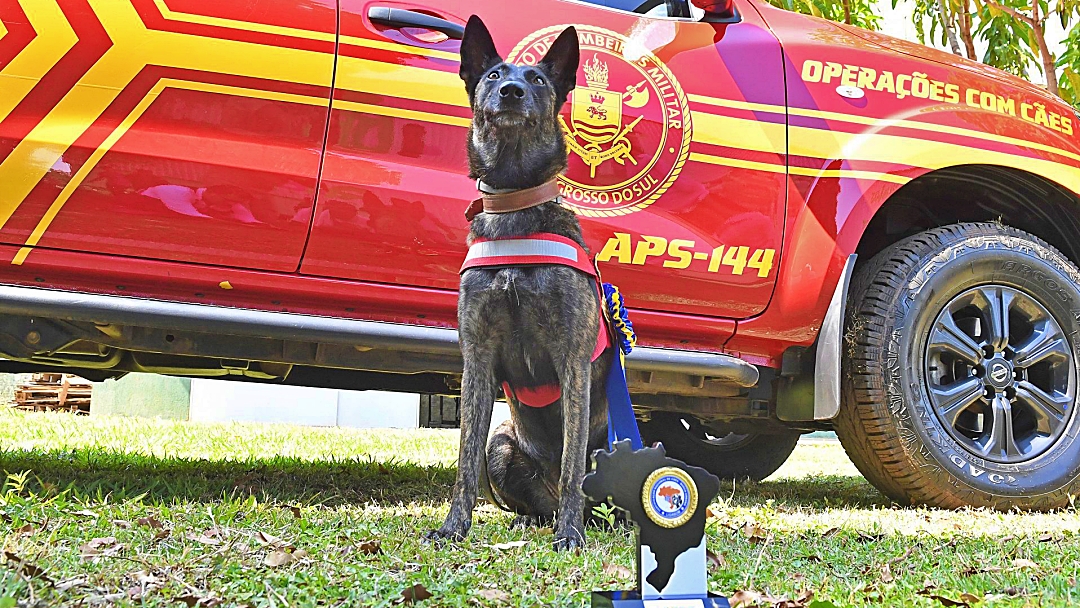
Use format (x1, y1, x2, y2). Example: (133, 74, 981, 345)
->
(0, 409, 1077, 607)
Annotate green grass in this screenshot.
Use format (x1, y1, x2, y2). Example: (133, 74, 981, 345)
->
(0, 409, 1077, 607)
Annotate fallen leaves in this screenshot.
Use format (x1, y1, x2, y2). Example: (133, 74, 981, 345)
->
(706, 549, 726, 570)
(602, 561, 633, 580)
(358, 539, 382, 555)
(79, 536, 123, 561)
(398, 583, 433, 604)
(1010, 558, 1039, 570)
(474, 588, 511, 603)
(3, 551, 51, 584)
(486, 540, 528, 551)
(741, 522, 769, 544)
(187, 528, 223, 546)
(729, 589, 815, 608)
(263, 548, 308, 567)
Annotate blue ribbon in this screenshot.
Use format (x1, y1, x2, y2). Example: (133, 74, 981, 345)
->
(603, 283, 642, 450)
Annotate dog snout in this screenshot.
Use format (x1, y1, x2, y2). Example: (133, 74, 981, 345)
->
(499, 81, 526, 100)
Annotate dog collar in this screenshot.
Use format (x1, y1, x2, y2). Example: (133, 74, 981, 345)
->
(464, 178, 561, 221)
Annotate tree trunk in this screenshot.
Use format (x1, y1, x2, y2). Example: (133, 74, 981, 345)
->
(936, 0, 963, 56)
(1031, 5, 1059, 96)
(842, 0, 852, 24)
(960, 2, 977, 60)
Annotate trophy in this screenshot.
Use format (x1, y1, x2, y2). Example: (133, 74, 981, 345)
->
(583, 440, 729, 607)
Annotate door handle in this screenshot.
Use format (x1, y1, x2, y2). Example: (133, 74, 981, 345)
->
(368, 7, 464, 40)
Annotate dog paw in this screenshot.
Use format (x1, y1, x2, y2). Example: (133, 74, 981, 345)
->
(423, 526, 466, 544)
(552, 531, 584, 551)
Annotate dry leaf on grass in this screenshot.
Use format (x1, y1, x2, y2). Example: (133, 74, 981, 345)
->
(14, 523, 33, 536)
(486, 540, 528, 551)
(474, 588, 511, 603)
(1010, 558, 1039, 570)
(188, 529, 222, 545)
(741, 522, 768, 544)
(706, 549, 726, 570)
(602, 562, 633, 580)
(80, 537, 122, 561)
(924, 594, 971, 607)
(112, 519, 132, 529)
(880, 563, 895, 584)
(137, 516, 163, 530)
(288, 505, 302, 519)
(3, 551, 51, 584)
(398, 583, 433, 604)
(730, 589, 766, 608)
(264, 549, 308, 567)
(821, 526, 839, 537)
(254, 531, 285, 547)
(959, 592, 982, 604)
(358, 539, 382, 555)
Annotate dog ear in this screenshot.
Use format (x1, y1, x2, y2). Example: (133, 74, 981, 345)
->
(460, 16, 502, 99)
(539, 26, 580, 109)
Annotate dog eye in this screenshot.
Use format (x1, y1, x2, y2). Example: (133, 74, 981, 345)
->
(487, 72, 500, 80)
(533, 76, 545, 85)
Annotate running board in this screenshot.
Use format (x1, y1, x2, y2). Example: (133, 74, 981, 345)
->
(0, 285, 759, 388)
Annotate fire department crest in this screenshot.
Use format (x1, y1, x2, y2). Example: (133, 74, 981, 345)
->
(507, 25, 693, 217)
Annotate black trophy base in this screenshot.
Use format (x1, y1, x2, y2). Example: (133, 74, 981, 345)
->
(591, 591, 730, 607)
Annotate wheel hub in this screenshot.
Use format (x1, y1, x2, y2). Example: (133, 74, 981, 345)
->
(983, 357, 1014, 391)
(924, 285, 1076, 464)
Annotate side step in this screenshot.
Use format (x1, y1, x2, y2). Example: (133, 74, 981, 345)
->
(0, 285, 758, 388)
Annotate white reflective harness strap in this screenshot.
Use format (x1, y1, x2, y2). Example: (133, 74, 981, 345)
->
(459, 233, 596, 276)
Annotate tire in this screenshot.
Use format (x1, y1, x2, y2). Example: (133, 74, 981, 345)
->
(837, 222, 1080, 511)
(640, 413, 801, 481)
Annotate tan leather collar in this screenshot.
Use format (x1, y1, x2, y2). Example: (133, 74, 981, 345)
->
(465, 179, 560, 221)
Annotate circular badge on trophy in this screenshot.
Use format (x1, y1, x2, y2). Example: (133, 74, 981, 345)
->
(641, 466, 698, 528)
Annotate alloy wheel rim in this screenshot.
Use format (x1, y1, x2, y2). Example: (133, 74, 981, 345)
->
(924, 285, 1076, 464)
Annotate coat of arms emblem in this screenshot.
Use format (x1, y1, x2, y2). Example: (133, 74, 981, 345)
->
(563, 54, 645, 179)
(508, 25, 693, 217)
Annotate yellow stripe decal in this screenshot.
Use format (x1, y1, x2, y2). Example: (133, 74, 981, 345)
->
(690, 92, 1080, 166)
(0, 0, 334, 232)
(153, 0, 459, 61)
(689, 151, 912, 185)
(0, 16, 8, 41)
(12, 79, 328, 265)
(0, 2, 78, 125)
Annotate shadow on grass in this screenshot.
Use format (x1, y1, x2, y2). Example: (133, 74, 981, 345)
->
(0, 447, 888, 510)
(0, 448, 457, 507)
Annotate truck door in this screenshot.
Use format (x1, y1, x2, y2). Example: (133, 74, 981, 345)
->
(302, 0, 787, 320)
(0, 1, 334, 272)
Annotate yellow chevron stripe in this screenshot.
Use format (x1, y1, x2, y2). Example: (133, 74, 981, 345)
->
(0, 17, 7, 41)
(12, 79, 329, 265)
(152, 0, 459, 61)
(0, 1, 78, 124)
(0, 0, 333, 231)
(691, 111, 786, 157)
(689, 151, 912, 185)
(690, 92, 1080, 167)
(335, 99, 470, 127)
(335, 55, 467, 108)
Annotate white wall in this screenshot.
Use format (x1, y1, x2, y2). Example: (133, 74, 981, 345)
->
(189, 379, 419, 428)
(188, 378, 513, 431)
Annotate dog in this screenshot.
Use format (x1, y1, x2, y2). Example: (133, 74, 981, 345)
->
(426, 16, 612, 550)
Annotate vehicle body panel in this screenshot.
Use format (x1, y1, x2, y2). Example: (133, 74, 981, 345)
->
(301, 0, 789, 322)
(727, 3, 1080, 365)
(0, 0, 1078, 377)
(0, 0, 335, 272)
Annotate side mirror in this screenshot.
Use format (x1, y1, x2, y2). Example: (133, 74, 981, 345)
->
(690, 0, 737, 19)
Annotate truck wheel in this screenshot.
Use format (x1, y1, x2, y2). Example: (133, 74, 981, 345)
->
(837, 222, 1080, 510)
(640, 413, 801, 481)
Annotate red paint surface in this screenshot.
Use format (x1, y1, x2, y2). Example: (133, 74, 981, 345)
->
(1, 0, 1078, 368)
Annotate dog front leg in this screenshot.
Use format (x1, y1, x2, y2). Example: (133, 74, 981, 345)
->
(427, 352, 496, 542)
(554, 359, 591, 550)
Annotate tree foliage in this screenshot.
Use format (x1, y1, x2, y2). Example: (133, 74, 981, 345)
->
(769, 0, 1080, 105)
(764, 0, 882, 30)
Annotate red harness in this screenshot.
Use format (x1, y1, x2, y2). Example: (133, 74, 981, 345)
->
(460, 233, 610, 407)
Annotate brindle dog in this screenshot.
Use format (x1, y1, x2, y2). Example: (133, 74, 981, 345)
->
(426, 16, 610, 550)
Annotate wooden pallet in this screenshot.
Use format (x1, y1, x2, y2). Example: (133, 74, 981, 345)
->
(12, 373, 93, 415)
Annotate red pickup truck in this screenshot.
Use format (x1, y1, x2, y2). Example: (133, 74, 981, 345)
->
(1, 0, 1079, 511)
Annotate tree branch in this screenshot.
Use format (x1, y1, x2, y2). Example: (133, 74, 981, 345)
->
(983, 0, 1036, 27)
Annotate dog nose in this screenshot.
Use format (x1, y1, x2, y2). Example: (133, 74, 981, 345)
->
(499, 81, 526, 99)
